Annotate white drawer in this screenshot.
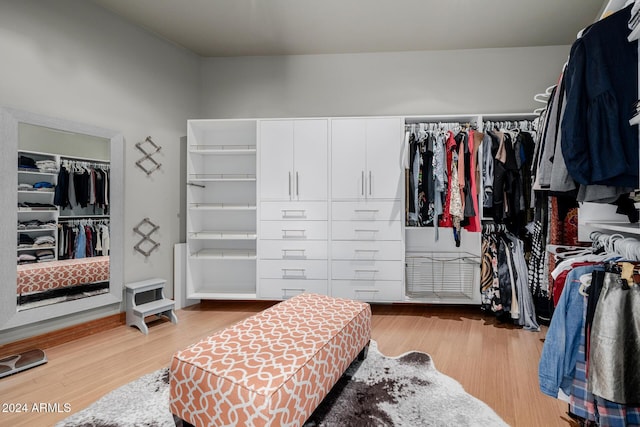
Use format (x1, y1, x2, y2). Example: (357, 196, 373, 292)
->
(331, 241, 403, 261)
(331, 260, 404, 281)
(332, 201, 401, 221)
(259, 240, 327, 260)
(261, 201, 328, 221)
(331, 220, 401, 241)
(258, 279, 328, 299)
(260, 221, 327, 240)
(259, 259, 328, 279)
(331, 280, 403, 302)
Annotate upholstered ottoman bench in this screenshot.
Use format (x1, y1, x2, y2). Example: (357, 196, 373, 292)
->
(169, 293, 371, 427)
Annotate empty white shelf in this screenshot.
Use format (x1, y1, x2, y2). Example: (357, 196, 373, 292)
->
(189, 145, 256, 155)
(586, 221, 640, 235)
(189, 231, 257, 240)
(187, 291, 257, 300)
(190, 249, 257, 259)
(189, 203, 256, 211)
(188, 173, 256, 182)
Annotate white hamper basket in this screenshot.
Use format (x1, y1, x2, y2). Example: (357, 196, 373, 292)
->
(405, 252, 480, 300)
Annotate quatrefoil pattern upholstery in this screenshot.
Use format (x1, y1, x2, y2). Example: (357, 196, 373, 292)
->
(169, 293, 371, 427)
(17, 256, 109, 295)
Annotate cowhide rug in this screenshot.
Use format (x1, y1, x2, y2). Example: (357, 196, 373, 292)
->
(56, 341, 508, 427)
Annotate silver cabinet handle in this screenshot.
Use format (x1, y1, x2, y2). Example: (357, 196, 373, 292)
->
(369, 171, 372, 196)
(296, 171, 299, 196)
(355, 269, 379, 273)
(353, 289, 380, 300)
(282, 268, 306, 279)
(361, 171, 365, 195)
(282, 229, 307, 239)
(281, 209, 306, 218)
(354, 209, 379, 213)
(354, 249, 379, 259)
(288, 172, 292, 197)
(281, 288, 306, 299)
(354, 229, 379, 240)
(282, 249, 306, 259)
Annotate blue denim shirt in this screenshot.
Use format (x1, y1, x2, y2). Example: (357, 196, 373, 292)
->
(538, 264, 601, 397)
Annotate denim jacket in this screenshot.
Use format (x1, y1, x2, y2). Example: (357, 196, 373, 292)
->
(538, 264, 600, 397)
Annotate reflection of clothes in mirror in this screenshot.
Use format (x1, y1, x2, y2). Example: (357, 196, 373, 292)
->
(54, 165, 110, 213)
(58, 222, 110, 260)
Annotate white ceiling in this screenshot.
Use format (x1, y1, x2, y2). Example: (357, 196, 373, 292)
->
(91, 0, 606, 57)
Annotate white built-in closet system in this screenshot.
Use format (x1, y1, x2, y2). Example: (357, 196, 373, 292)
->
(185, 113, 535, 304)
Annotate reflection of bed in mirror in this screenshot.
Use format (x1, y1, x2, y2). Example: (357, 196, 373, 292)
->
(17, 256, 110, 310)
(0, 108, 123, 331)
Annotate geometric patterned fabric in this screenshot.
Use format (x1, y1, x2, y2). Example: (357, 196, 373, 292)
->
(17, 256, 109, 295)
(169, 293, 372, 426)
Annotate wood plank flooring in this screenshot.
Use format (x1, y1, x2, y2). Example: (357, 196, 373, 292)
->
(0, 301, 574, 427)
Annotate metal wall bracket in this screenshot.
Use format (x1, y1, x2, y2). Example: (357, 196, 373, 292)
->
(133, 217, 160, 257)
(135, 136, 162, 176)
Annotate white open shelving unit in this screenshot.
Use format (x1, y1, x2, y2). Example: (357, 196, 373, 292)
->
(186, 120, 258, 299)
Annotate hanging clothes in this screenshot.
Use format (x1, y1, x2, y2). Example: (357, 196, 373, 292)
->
(448, 132, 463, 246)
(561, 4, 639, 189)
(481, 224, 539, 331)
(464, 129, 481, 232)
(54, 160, 110, 214)
(539, 253, 640, 426)
(58, 220, 110, 260)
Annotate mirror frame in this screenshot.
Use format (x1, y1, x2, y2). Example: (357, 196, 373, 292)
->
(0, 108, 124, 331)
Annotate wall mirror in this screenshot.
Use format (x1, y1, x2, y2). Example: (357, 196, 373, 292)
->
(0, 108, 123, 331)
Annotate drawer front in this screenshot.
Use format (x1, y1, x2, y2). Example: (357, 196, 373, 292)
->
(331, 241, 404, 261)
(260, 221, 327, 240)
(259, 240, 327, 260)
(258, 279, 328, 299)
(332, 201, 401, 221)
(331, 220, 401, 241)
(261, 201, 328, 221)
(331, 260, 404, 281)
(331, 280, 403, 302)
(259, 259, 328, 280)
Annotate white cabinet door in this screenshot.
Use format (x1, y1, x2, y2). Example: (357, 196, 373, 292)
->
(366, 118, 404, 200)
(259, 120, 294, 200)
(331, 119, 367, 200)
(331, 118, 403, 200)
(293, 120, 328, 201)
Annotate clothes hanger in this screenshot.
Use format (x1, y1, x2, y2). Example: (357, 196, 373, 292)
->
(546, 244, 589, 254)
(533, 93, 549, 104)
(578, 273, 592, 296)
(548, 245, 593, 260)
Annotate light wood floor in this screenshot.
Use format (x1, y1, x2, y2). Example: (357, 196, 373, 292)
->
(0, 301, 574, 427)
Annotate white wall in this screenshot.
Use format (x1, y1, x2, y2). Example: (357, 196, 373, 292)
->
(0, 0, 200, 341)
(0, 1, 572, 342)
(200, 45, 569, 118)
